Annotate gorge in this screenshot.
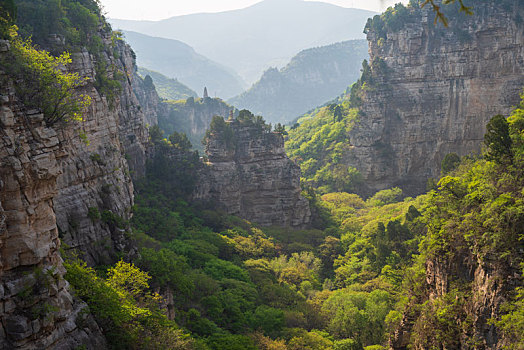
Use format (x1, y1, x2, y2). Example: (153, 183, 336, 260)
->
(0, 0, 523, 349)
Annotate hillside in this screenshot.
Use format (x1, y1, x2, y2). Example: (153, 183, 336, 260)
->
(229, 40, 368, 124)
(138, 67, 198, 100)
(286, 0, 524, 197)
(122, 30, 246, 99)
(110, 0, 376, 84)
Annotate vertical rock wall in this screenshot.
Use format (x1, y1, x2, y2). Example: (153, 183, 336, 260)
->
(53, 32, 156, 265)
(195, 120, 311, 227)
(0, 16, 160, 347)
(0, 41, 107, 348)
(347, 0, 524, 195)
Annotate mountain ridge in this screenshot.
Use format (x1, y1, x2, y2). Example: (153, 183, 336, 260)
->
(109, 0, 376, 83)
(229, 39, 369, 124)
(122, 30, 246, 99)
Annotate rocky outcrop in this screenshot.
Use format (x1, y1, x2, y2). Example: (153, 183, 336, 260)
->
(390, 244, 521, 349)
(0, 42, 107, 348)
(159, 97, 234, 151)
(133, 67, 164, 128)
(229, 40, 369, 124)
(347, 0, 524, 196)
(194, 119, 311, 227)
(53, 32, 156, 265)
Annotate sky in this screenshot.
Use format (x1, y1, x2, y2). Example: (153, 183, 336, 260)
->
(101, 0, 407, 20)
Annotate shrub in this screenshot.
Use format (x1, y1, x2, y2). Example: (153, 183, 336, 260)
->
(137, 248, 193, 296)
(367, 188, 403, 207)
(204, 259, 250, 282)
(65, 258, 194, 349)
(441, 153, 461, 175)
(87, 207, 101, 221)
(4, 32, 91, 125)
(484, 114, 513, 165)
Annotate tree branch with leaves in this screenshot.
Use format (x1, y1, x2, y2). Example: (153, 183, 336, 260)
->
(3, 28, 91, 126)
(421, 0, 473, 26)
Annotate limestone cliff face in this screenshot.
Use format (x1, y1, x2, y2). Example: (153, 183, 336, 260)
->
(0, 41, 107, 349)
(347, 0, 524, 196)
(0, 15, 160, 346)
(194, 120, 311, 227)
(133, 67, 164, 128)
(391, 243, 521, 349)
(53, 32, 155, 265)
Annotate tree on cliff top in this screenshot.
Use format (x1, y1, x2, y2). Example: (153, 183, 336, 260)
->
(484, 114, 513, 165)
(4, 30, 91, 125)
(205, 115, 235, 149)
(0, 0, 16, 38)
(422, 0, 473, 26)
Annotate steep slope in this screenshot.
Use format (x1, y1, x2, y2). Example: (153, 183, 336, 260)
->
(0, 1, 159, 347)
(391, 101, 524, 349)
(121, 30, 245, 99)
(137, 67, 197, 100)
(348, 0, 524, 195)
(229, 40, 369, 124)
(0, 47, 107, 349)
(110, 0, 376, 83)
(287, 0, 524, 197)
(51, 36, 154, 266)
(194, 114, 311, 227)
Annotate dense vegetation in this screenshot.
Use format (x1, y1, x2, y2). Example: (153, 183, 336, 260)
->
(15, 0, 104, 47)
(1, 1, 100, 126)
(1, 28, 91, 125)
(285, 52, 394, 196)
(286, 99, 363, 194)
(65, 94, 522, 349)
(90, 131, 421, 349)
(2, 0, 522, 349)
(12, 0, 125, 106)
(395, 94, 524, 348)
(63, 94, 521, 348)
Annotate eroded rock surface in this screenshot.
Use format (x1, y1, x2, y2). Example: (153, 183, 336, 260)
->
(53, 33, 155, 265)
(347, 1, 524, 195)
(0, 57, 107, 349)
(195, 120, 311, 227)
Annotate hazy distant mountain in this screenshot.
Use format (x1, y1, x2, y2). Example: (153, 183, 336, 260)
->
(228, 40, 369, 124)
(137, 67, 198, 101)
(110, 0, 376, 84)
(122, 31, 246, 99)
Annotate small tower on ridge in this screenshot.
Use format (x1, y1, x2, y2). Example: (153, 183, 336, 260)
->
(203, 87, 209, 99)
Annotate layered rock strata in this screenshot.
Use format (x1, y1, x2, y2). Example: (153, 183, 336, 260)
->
(0, 41, 107, 348)
(53, 32, 155, 265)
(347, 0, 524, 195)
(195, 120, 311, 227)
